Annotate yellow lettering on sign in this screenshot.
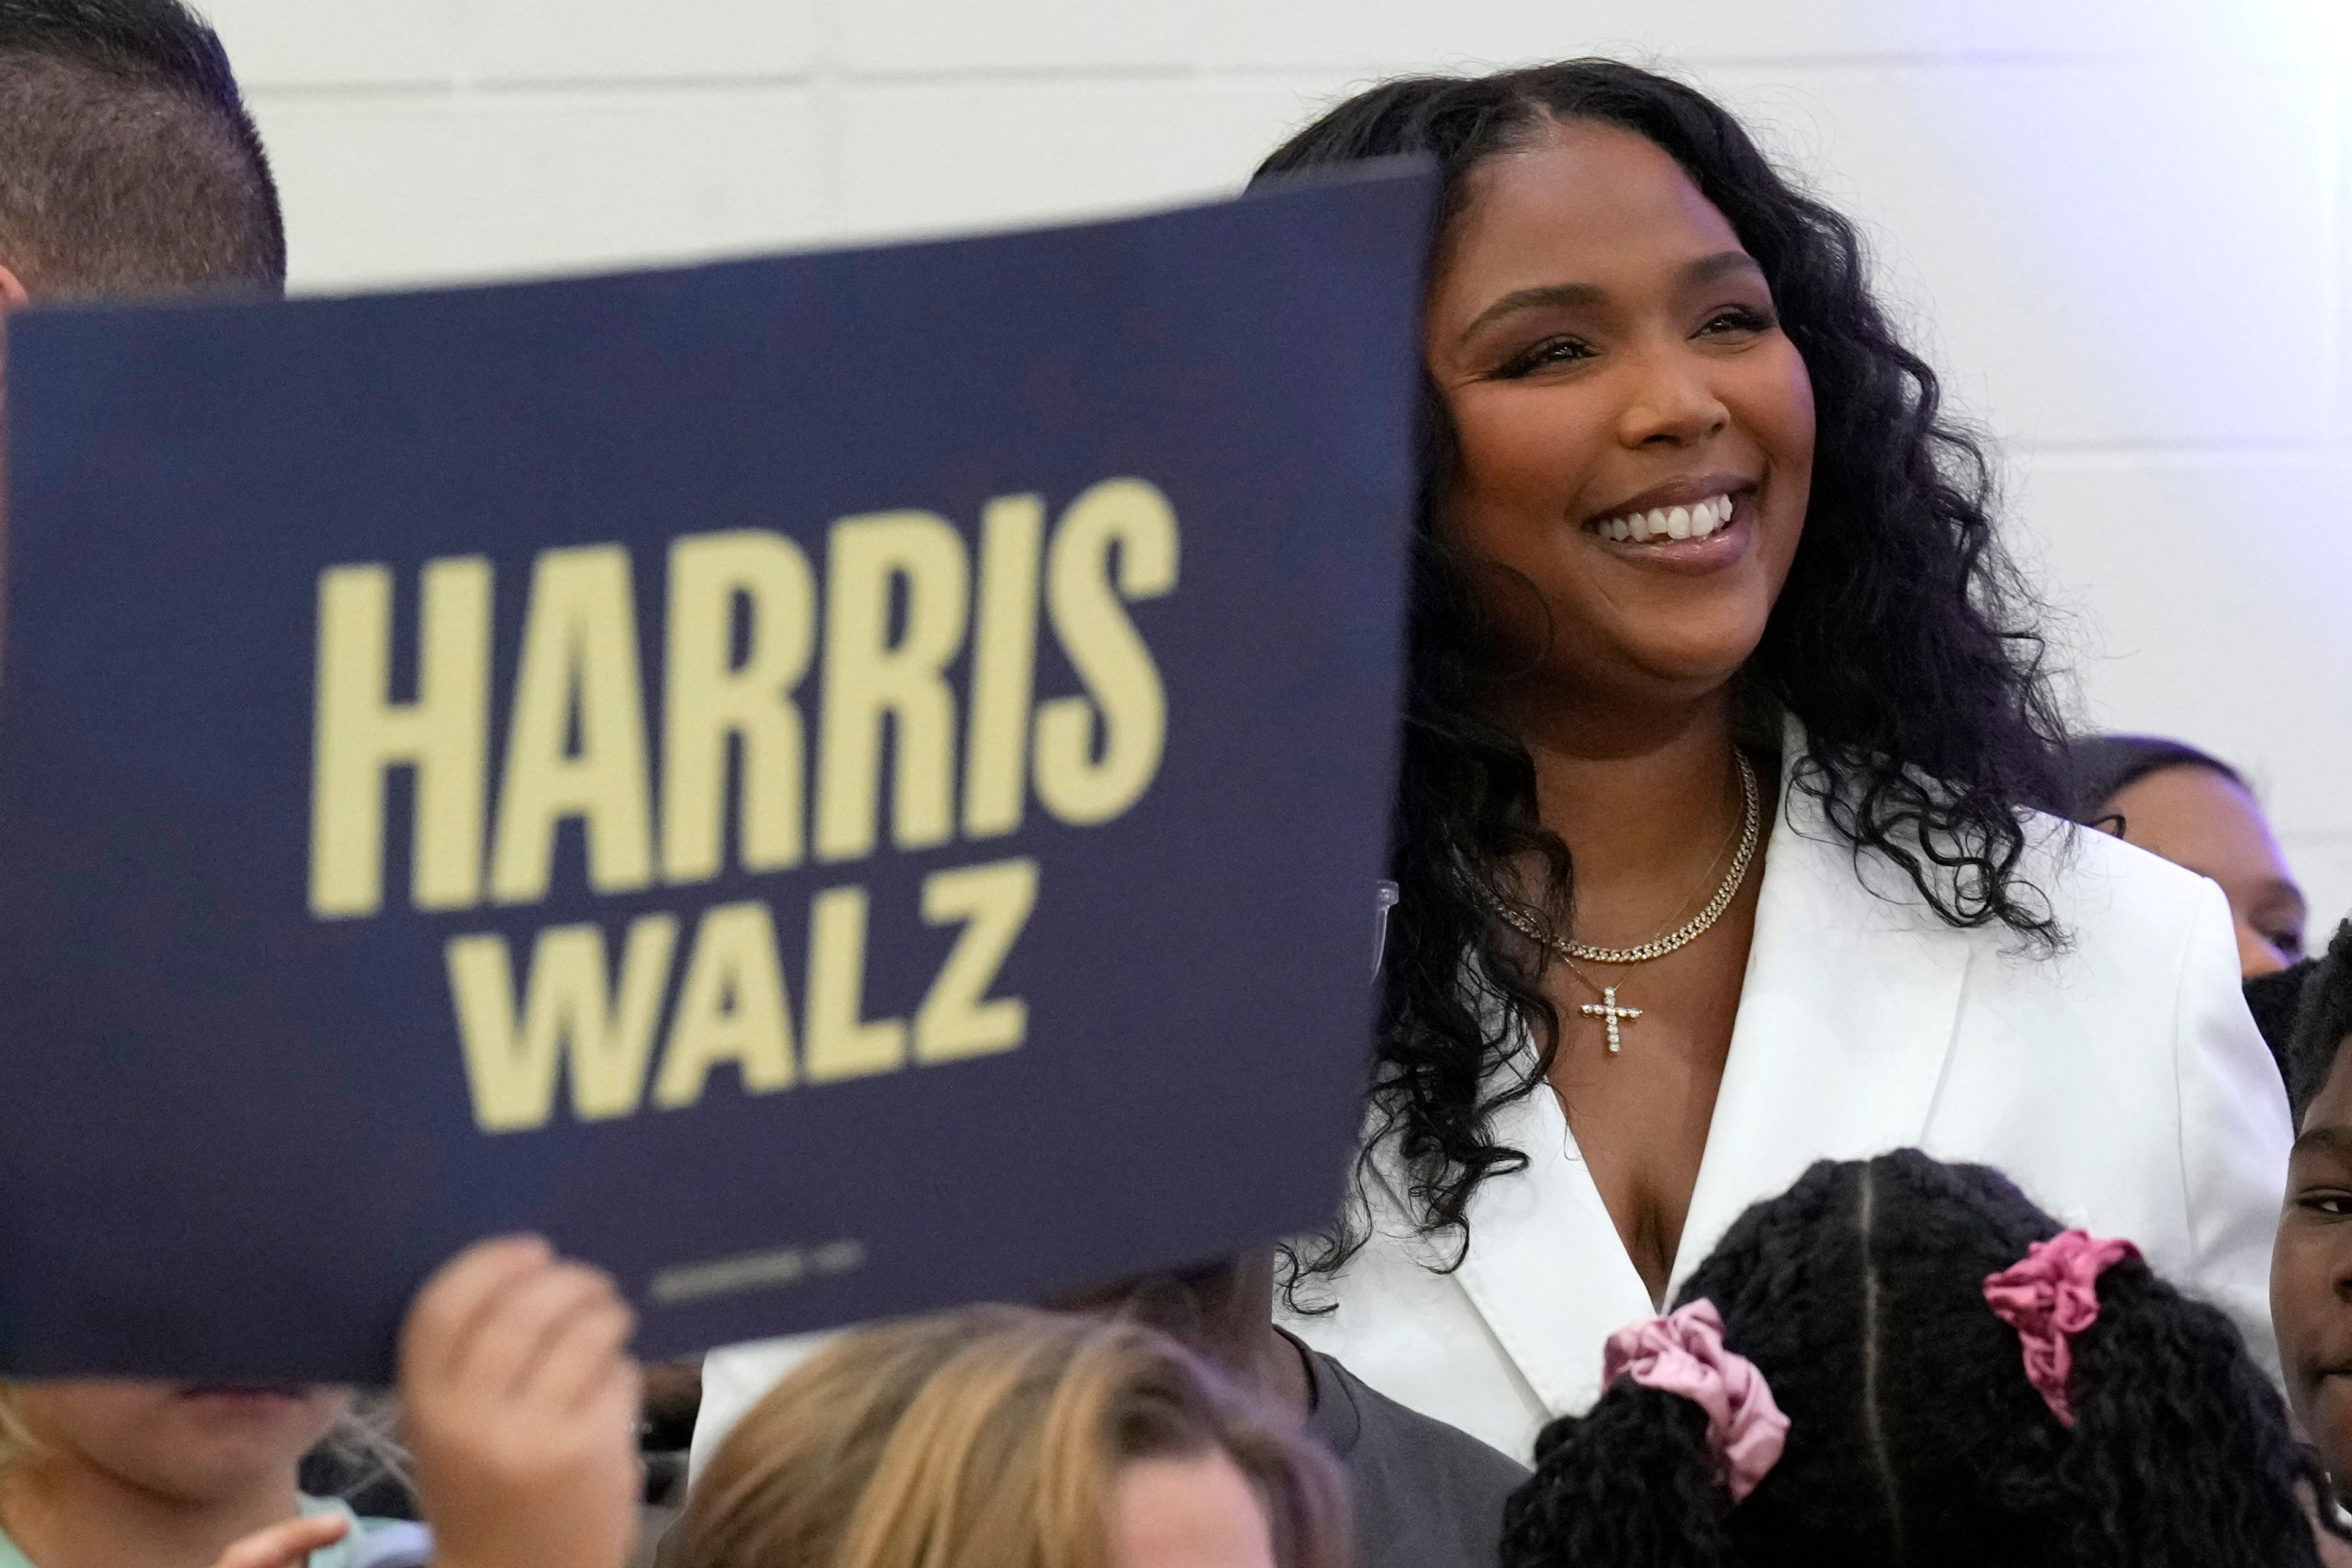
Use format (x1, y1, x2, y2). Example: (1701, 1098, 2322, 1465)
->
(375, 475, 1185, 1136)
(803, 885, 907, 1082)
(812, 512, 969, 862)
(660, 530, 818, 884)
(489, 546, 657, 904)
(961, 494, 1045, 839)
(445, 915, 679, 1133)
(653, 900, 796, 1109)
(915, 857, 1038, 1065)
(1035, 479, 1177, 827)
(309, 558, 492, 917)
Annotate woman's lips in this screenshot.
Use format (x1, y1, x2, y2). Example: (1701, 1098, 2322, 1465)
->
(1585, 489, 1738, 544)
(1580, 491, 1758, 568)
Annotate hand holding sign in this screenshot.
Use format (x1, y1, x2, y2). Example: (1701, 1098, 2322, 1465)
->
(399, 1237, 641, 1568)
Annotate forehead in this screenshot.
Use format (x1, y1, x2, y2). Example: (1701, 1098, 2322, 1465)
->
(2108, 765, 2287, 865)
(2304, 1028, 2352, 1131)
(1438, 118, 1746, 304)
(2109, 761, 2256, 817)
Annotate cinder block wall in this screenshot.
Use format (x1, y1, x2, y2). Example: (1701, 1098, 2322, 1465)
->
(201, 0, 2352, 932)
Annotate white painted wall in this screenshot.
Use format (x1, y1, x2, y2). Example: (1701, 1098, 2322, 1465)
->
(198, 0, 2352, 932)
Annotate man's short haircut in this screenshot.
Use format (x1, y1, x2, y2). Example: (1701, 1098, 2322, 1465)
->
(0, 0, 284, 297)
(2286, 918, 2352, 1126)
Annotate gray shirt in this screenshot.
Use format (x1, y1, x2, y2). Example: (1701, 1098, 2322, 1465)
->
(1298, 1340, 1528, 1568)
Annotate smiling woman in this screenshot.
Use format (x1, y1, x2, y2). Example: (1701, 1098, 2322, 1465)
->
(1252, 59, 2291, 1464)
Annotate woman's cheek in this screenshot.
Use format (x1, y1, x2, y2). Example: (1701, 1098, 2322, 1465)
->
(1757, 341, 1817, 470)
(1725, 348, 1815, 565)
(1451, 386, 1605, 521)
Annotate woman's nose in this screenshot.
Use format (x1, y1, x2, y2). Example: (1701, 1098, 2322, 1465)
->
(1616, 348, 1729, 448)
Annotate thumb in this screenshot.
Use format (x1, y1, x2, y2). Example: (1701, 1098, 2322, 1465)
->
(208, 1512, 350, 1568)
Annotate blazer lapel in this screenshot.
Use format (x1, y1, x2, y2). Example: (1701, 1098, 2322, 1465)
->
(1394, 732, 1972, 1418)
(1667, 756, 1972, 1298)
(1434, 1077, 1658, 1416)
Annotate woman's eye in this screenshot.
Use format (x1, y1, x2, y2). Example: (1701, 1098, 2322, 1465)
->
(2301, 1192, 2352, 1218)
(1698, 306, 1773, 336)
(1496, 336, 1594, 377)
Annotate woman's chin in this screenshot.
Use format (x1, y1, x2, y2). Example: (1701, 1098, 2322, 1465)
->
(1474, 559, 1783, 707)
(1589, 615, 1774, 704)
(1518, 644, 1761, 719)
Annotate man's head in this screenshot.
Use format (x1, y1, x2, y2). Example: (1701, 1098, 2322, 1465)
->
(0, 0, 282, 301)
(2272, 918, 2352, 1499)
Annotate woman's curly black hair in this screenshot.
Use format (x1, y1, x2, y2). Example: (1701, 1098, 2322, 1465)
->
(1504, 1151, 2340, 1566)
(1249, 61, 2071, 1288)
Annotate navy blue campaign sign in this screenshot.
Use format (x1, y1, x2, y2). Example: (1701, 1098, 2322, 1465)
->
(0, 164, 1434, 1384)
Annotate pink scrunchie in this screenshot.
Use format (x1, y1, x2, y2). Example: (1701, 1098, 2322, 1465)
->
(1981, 1229, 2139, 1428)
(1602, 1299, 1789, 1502)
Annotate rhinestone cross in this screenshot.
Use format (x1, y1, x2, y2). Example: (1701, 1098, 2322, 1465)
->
(1580, 986, 1643, 1055)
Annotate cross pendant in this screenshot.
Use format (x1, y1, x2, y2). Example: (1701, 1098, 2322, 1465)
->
(1580, 985, 1643, 1055)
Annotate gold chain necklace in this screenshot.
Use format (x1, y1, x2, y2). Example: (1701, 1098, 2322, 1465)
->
(1544, 812, 1740, 1043)
(1489, 750, 1762, 1054)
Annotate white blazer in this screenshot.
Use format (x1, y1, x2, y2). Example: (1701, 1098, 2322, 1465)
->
(1281, 758, 2291, 1464)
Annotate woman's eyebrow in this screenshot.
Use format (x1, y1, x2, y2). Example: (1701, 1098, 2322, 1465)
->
(1455, 281, 1601, 344)
(1684, 249, 1763, 287)
(1453, 251, 1763, 345)
(2256, 876, 2309, 922)
(2292, 1123, 2352, 1161)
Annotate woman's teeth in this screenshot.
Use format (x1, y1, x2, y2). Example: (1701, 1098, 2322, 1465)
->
(1592, 493, 1737, 543)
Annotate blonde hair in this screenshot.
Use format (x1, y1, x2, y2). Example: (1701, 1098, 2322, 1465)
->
(673, 1306, 1349, 1568)
(320, 1395, 412, 1501)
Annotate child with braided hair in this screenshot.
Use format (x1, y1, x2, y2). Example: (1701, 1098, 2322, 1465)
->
(1503, 1150, 2339, 1566)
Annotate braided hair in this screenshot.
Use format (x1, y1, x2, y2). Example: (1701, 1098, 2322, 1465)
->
(1504, 1151, 2335, 1566)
